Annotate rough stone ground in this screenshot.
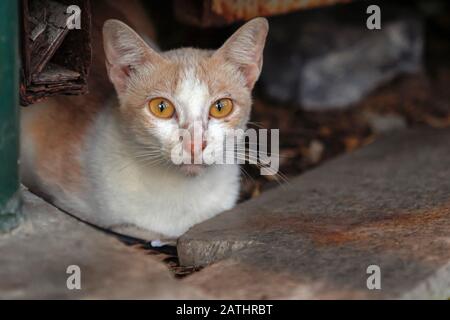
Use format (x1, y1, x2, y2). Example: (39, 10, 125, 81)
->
(0, 188, 204, 299)
(178, 128, 450, 299)
(1, 128, 449, 299)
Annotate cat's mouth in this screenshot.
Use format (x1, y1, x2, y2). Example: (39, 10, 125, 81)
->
(178, 164, 206, 176)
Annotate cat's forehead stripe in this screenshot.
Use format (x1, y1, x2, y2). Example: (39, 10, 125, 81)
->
(175, 67, 210, 120)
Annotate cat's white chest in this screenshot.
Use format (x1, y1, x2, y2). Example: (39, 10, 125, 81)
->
(98, 161, 240, 238)
(83, 116, 240, 239)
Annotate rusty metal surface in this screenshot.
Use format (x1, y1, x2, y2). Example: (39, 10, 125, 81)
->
(211, 0, 352, 21)
(175, 0, 353, 26)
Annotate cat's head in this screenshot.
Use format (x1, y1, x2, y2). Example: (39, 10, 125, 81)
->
(103, 18, 268, 176)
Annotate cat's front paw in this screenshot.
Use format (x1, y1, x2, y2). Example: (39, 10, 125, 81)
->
(150, 239, 176, 247)
(110, 223, 166, 241)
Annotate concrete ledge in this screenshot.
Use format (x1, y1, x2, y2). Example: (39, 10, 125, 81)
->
(179, 128, 450, 299)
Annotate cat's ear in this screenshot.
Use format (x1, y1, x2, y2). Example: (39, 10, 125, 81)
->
(214, 17, 269, 89)
(103, 19, 165, 94)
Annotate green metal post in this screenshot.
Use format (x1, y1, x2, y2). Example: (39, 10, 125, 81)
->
(0, 0, 21, 232)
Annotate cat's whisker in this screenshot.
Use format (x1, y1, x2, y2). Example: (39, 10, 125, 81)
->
(246, 121, 265, 129)
(239, 165, 255, 183)
(111, 151, 169, 175)
(234, 147, 284, 156)
(233, 149, 287, 159)
(230, 151, 289, 185)
(134, 153, 163, 158)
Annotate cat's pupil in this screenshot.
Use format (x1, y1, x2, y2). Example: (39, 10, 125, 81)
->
(158, 101, 166, 112)
(216, 101, 223, 112)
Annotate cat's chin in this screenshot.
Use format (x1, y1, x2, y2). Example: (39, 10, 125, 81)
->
(178, 164, 206, 177)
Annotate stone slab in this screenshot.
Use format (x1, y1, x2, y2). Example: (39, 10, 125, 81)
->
(179, 128, 450, 299)
(0, 188, 203, 299)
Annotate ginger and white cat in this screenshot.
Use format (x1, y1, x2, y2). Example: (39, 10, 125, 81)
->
(21, 17, 268, 241)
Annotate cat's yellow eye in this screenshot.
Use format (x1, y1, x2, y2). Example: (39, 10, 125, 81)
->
(209, 98, 233, 119)
(148, 98, 175, 119)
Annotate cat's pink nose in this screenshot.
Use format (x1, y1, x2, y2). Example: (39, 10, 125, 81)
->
(190, 141, 207, 156)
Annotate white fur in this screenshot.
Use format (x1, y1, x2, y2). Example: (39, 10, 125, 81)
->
(77, 107, 241, 240)
(20, 72, 242, 242)
(175, 68, 210, 122)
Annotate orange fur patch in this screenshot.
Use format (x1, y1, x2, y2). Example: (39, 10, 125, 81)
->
(22, 0, 156, 195)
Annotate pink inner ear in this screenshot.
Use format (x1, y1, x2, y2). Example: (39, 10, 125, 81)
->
(240, 51, 263, 89)
(108, 63, 131, 94)
(122, 65, 131, 77)
(242, 64, 259, 89)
